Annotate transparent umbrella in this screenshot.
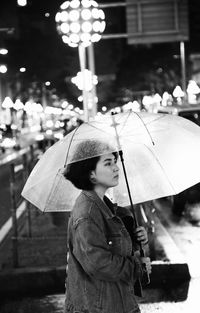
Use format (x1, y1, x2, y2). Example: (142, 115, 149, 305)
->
(22, 111, 200, 213)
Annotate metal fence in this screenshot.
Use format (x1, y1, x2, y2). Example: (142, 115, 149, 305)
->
(0, 138, 69, 269)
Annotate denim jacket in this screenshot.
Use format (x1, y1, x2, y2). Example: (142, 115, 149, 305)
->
(65, 190, 143, 313)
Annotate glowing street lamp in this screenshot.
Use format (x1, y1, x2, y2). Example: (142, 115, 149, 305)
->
(162, 91, 172, 106)
(2, 96, 14, 109)
(55, 0, 106, 121)
(173, 85, 184, 104)
(71, 69, 98, 91)
(13, 99, 24, 110)
(173, 85, 184, 98)
(55, 0, 106, 48)
(17, 0, 27, 6)
(19, 67, 26, 73)
(187, 80, 200, 95)
(0, 66, 8, 110)
(0, 48, 8, 55)
(0, 64, 7, 74)
(1, 97, 14, 125)
(187, 80, 200, 104)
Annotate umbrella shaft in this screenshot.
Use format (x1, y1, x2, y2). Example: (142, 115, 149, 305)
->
(119, 150, 139, 227)
(119, 151, 150, 284)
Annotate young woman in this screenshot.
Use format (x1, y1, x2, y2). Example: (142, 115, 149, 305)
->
(64, 140, 151, 313)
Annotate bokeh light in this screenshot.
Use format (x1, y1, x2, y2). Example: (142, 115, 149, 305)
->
(55, 0, 106, 47)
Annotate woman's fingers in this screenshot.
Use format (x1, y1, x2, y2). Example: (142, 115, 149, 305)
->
(134, 226, 149, 244)
(141, 257, 152, 274)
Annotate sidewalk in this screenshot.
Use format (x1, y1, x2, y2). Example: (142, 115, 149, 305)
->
(0, 206, 69, 270)
(155, 198, 200, 278)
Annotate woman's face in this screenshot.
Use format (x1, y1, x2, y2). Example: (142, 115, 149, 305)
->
(90, 153, 119, 189)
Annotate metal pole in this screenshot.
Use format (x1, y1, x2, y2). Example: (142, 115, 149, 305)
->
(0, 76, 2, 108)
(23, 153, 32, 237)
(180, 41, 187, 103)
(42, 83, 47, 109)
(10, 163, 19, 267)
(30, 144, 35, 168)
(88, 43, 97, 118)
(78, 45, 89, 122)
(102, 33, 127, 40)
(99, 2, 126, 8)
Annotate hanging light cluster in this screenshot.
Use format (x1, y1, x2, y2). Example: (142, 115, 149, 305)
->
(55, 0, 106, 47)
(71, 69, 98, 91)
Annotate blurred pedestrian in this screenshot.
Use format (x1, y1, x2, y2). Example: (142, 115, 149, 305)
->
(63, 139, 151, 313)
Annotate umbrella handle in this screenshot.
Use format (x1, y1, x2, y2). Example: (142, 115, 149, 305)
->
(119, 150, 151, 285)
(140, 246, 150, 285)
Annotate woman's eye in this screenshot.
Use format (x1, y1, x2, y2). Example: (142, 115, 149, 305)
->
(105, 162, 111, 166)
(105, 160, 116, 166)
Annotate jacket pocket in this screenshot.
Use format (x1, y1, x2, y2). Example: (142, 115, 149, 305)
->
(107, 233, 122, 254)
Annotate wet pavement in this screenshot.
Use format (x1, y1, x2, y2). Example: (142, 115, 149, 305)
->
(1, 277, 200, 313)
(155, 198, 200, 278)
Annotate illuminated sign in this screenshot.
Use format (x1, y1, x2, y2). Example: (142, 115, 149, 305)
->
(126, 0, 189, 44)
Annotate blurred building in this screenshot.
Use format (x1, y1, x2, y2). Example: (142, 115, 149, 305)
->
(190, 54, 200, 85)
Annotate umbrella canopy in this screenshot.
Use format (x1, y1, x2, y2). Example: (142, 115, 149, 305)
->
(22, 111, 200, 212)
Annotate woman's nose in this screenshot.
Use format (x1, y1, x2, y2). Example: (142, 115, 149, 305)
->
(113, 164, 119, 172)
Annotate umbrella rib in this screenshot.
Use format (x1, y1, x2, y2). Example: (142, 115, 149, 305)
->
(133, 112, 155, 145)
(143, 114, 167, 128)
(89, 112, 135, 141)
(117, 110, 132, 135)
(146, 114, 166, 124)
(120, 114, 168, 140)
(124, 127, 166, 139)
(64, 125, 82, 166)
(86, 123, 116, 138)
(113, 111, 165, 144)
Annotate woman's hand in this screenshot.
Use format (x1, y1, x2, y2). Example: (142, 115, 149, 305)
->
(134, 226, 148, 245)
(141, 257, 152, 275)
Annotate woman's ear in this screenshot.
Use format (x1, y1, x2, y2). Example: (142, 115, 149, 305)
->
(90, 171, 97, 184)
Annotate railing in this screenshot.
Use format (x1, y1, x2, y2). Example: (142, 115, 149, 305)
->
(8, 145, 37, 267)
(0, 137, 70, 268)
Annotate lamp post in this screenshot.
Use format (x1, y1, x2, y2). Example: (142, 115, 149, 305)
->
(55, 0, 106, 121)
(72, 69, 98, 115)
(0, 64, 8, 111)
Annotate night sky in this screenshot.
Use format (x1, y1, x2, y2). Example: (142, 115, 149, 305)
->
(0, 0, 200, 107)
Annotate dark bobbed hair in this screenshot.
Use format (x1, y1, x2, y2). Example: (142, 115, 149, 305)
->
(64, 152, 118, 190)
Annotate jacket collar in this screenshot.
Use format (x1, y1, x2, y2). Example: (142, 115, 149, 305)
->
(82, 190, 117, 219)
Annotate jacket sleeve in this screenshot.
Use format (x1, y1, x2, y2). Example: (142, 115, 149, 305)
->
(73, 216, 143, 283)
